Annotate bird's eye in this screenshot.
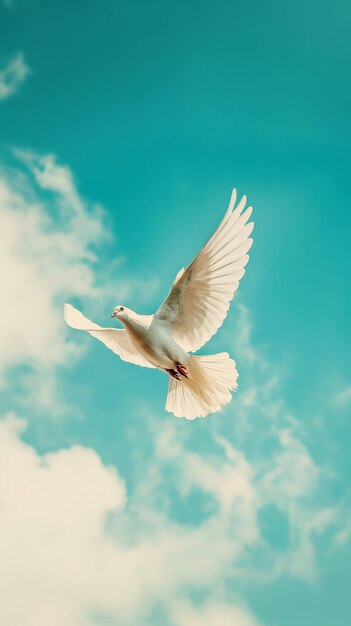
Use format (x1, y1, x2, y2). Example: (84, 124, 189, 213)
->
(120, 306, 124, 311)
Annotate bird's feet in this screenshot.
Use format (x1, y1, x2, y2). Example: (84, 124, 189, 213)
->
(176, 363, 189, 379)
(166, 368, 181, 381)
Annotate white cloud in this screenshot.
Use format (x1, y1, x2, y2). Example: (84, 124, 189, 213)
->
(0, 52, 30, 101)
(260, 428, 319, 502)
(15, 149, 87, 214)
(154, 424, 259, 535)
(0, 149, 158, 404)
(0, 152, 105, 372)
(0, 415, 263, 626)
(0, 415, 126, 626)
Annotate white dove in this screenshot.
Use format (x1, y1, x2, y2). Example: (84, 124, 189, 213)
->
(64, 188, 254, 420)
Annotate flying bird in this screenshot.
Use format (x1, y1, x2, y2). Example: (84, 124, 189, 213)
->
(64, 188, 254, 419)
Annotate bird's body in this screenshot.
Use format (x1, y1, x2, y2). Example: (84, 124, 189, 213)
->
(64, 188, 254, 419)
(121, 311, 189, 370)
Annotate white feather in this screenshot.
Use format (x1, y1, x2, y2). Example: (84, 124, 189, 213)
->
(64, 188, 254, 419)
(64, 304, 155, 369)
(155, 190, 254, 352)
(165, 353, 238, 419)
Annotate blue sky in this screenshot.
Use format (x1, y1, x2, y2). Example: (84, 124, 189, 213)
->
(0, 1, 350, 625)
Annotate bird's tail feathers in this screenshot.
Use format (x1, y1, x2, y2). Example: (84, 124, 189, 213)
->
(165, 352, 238, 419)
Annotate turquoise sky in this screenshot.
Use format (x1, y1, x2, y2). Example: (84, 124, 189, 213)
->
(0, 1, 350, 625)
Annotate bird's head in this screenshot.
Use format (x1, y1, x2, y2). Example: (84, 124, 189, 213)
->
(111, 305, 131, 322)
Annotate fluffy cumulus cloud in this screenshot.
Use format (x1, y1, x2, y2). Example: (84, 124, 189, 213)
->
(0, 415, 262, 626)
(0, 416, 126, 626)
(0, 52, 30, 100)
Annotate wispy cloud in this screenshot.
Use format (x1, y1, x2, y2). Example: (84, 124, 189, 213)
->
(0, 52, 30, 101)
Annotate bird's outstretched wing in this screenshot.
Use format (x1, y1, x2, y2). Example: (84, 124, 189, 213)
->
(155, 189, 253, 352)
(64, 304, 155, 368)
